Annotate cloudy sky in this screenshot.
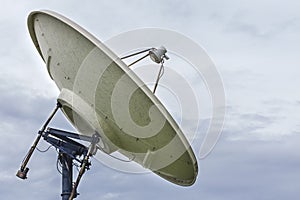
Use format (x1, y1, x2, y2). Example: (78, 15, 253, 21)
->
(0, 0, 299, 199)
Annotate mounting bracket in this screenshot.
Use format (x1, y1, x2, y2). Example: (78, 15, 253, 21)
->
(16, 103, 100, 200)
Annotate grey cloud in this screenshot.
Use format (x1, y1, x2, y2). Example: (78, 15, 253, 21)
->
(239, 113, 274, 124)
(0, 0, 300, 200)
(198, 135, 300, 200)
(223, 17, 298, 39)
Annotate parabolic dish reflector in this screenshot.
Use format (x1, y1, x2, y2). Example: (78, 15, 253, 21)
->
(27, 10, 198, 186)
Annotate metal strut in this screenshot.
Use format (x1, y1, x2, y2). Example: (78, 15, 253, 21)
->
(128, 53, 149, 67)
(43, 128, 100, 200)
(120, 48, 151, 59)
(16, 102, 62, 179)
(153, 60, 165, 94)
(69, 133, 99, 200)
(120, 48, 152, 67)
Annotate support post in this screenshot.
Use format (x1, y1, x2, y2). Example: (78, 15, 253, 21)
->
(60, 151, 75, 200)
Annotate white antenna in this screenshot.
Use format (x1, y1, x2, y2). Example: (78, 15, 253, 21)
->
(17, 10, 198, 200)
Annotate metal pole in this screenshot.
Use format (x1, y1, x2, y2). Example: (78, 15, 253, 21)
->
(16, 102, 62, 179)
(128, 53, 149, 67)
(69, 133, 99, 200)
(153, 63, 164, 94)
(120, 48, 151, 59)
(60, 151, 74, 200)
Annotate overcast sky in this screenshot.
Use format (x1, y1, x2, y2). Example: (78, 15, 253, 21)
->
(0, 0, 299, 199)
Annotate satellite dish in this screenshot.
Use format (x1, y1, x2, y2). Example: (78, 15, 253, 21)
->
(17, 10, 198, 199)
